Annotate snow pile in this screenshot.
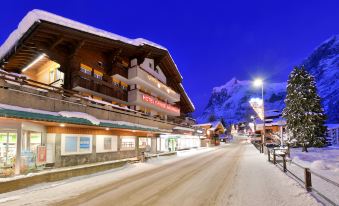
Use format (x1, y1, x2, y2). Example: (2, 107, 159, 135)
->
(58, 111, 100, 125)
(291, 147, 339, 181)
(0, 103, 160, 131)
(0, 69, 27, 79)
(0, 103, 58, 116)
(84, 96, 136, 112)
(0, 10, 167, 60)
(101, 120, 158, 130)
(310, 160, 329, 170)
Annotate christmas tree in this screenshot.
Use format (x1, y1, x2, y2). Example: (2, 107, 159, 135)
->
(283, 66, 327, 152)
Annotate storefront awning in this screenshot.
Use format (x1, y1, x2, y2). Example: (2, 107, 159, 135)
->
(0, 104, 162, 132)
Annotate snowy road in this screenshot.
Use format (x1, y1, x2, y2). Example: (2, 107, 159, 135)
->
(0, 141, 320, 206)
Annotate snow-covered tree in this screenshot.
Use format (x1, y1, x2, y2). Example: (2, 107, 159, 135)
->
(283, 66, 326, 152)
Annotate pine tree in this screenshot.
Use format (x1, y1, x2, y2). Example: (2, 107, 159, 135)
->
(283, 66, 327, 152)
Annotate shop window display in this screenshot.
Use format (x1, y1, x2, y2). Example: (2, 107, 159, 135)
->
(0, 132, 17, 177)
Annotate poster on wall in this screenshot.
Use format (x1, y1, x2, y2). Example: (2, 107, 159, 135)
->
(36, 146, 47, 165)
(79, 137, 90, 151)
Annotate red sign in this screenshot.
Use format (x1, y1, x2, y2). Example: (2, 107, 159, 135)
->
(36, 146, 47, 165)
(142, 94, 180, 115)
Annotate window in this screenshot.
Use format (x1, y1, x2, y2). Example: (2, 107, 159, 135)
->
(139, 138, 151, 148)
(80, 64, 92, 76)
(49, 69, 55, 83)
(61, 134, 92, 155)
(96, 135, 117, 153)
(65, 136, 77, 153)
(56, 68, 64, 81)
(121, 136, 135, 150)
(94, 70, 103, 80)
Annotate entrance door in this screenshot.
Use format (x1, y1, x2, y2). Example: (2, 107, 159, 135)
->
(168, 138, 177, 152)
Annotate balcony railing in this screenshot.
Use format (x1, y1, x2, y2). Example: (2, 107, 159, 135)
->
(0, 70, 194, 128)
(128, 66, 180, 103)
(72, 71, 127, 101)
(112, 66, 128, 79)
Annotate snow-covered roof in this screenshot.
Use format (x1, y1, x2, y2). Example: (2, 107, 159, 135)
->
(173, 126, 195, 132)
(0, 9, 167, 60)
(0, 9, 195, 113)
(193, 121, 225, 131)
(179, 83, 195, 110)
(0, 103, 160, 131)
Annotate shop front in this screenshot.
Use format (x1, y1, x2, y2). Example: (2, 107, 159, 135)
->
(158, 134, 200, 152)
(0, 119, 46, 177)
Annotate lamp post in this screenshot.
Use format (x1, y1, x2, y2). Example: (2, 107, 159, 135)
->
(254, 79, 265, 153)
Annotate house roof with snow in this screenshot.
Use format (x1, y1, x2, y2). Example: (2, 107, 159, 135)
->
(0, 9, 194, 113)
(193, 121, 225, 132)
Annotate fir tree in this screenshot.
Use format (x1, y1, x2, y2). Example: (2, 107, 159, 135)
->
(283, 66, 327, 152)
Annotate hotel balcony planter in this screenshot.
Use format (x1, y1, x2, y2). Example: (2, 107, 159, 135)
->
(128, 66, 180, 103)
(128, 89, 180, 117)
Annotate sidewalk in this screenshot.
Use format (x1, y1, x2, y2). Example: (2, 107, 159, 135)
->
(0, 151, 177, 193)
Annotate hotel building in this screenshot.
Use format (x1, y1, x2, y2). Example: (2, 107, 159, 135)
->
(0, 10, 197, 176)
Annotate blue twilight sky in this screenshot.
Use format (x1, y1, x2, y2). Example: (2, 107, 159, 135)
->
(1, 0, 339, 116)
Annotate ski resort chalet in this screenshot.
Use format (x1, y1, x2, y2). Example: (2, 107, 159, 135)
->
(0, 10, 199, 176)
(193, 121, 226, 146)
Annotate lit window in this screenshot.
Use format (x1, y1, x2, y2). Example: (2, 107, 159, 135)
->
(121, 136, 135, 150)
(94, 70, 103, 80)
(80, 64, 92, 76)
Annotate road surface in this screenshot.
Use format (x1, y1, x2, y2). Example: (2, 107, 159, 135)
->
(0, 140, 320, 206)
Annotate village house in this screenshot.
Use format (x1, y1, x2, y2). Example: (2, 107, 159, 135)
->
(193, 121, 226, 146)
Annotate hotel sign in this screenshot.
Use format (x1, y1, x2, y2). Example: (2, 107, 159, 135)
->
(142, 94, 180, 115)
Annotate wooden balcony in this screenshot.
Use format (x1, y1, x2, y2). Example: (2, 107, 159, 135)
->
(112, 65, 128, 79)
(72, 71, 127, 101)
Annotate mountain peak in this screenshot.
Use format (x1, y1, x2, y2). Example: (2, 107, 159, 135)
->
(213, 77, 250, 93)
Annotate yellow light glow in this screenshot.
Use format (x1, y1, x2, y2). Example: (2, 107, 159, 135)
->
(254, 79, 263, 87)
(22, 53, 46, 72)
(60, 123, 65, 127)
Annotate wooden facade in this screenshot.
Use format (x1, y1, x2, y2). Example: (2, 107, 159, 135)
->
(0, 19, 194, 115)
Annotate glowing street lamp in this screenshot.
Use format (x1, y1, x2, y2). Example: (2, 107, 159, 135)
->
(253, 78, 265, 152)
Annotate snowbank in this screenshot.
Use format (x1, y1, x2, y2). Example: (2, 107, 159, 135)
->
(291, 147, 339, 182)
(58, 111, 100, 125)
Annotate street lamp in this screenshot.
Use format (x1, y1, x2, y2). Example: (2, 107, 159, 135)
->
(253, 78, 265, 152)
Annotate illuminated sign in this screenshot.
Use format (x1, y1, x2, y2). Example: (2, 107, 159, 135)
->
(142, 94, 180, 115)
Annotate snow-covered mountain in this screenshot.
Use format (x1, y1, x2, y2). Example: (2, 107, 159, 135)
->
(302, 35, 339, 123)
(197, 35, 339, 124)
(197, 78, 286, 124)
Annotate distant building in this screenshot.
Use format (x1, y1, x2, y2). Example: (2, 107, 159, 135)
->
(193, 121, 226, 146)
(325, 124, 339, 146)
